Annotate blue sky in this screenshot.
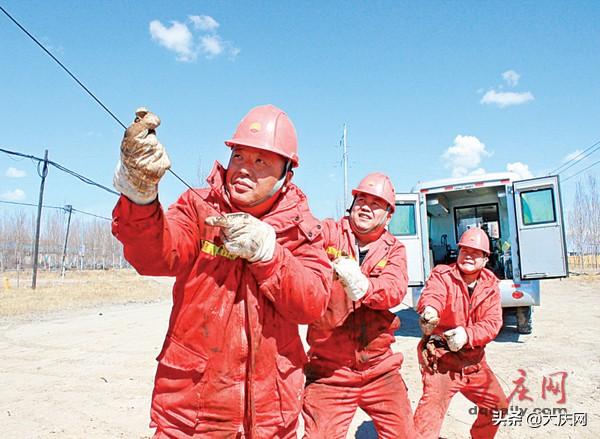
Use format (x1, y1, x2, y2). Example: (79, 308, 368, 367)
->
(1, 1, 599, 221)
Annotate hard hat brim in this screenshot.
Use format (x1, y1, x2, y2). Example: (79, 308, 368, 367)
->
(225, 139, 299, 167)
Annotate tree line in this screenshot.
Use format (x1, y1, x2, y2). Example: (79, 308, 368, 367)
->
(0, 208, 125, 272)
(567, 174, 600, 271)
(1, 173, 598, 275)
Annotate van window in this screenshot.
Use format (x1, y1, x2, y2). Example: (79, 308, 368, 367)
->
(389, 203, 416, 236)
(454, 204, 500, 241)
(520, 188, 556, 225)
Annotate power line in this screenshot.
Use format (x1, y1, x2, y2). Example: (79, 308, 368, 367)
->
(0, 5, 204, 200)
(1, 147, 118, 195)
(0, 200, 111, 221)
(71, 208, 111, 221)
(0, 5, 126, 130)
(0, 200, 63, 210)
(0, 148, 38, 161)
(548, 139, 600, 176)
(562, 157, 600, 183)
(48, 161, 118, 195)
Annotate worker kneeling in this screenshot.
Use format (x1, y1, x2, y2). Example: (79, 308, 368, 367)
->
(302, 172, 416, 438)
(414, 227, 508, 439)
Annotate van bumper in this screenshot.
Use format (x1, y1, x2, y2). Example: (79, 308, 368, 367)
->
(409, 280, 540, 310)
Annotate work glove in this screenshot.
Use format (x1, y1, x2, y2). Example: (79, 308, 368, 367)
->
(113, 107, 171, 204)
(419, 305, 440, 336)
(205, 213, 276, 262)
(332, 257, 369, 301)
(444, 326, 468, 352)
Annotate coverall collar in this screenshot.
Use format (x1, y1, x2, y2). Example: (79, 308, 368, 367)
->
(447, 263, 499, 310)
(205, 161, 321, 240)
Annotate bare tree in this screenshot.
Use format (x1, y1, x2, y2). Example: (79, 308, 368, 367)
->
(0, 207, 124, 272)
(568, 182, 587, 270)
(586, 175, 600, 269)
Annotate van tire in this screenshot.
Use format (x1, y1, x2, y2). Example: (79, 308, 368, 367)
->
(516, 306, 532, 334)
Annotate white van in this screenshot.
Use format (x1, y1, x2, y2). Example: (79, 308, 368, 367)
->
(388, 172, 568, 334)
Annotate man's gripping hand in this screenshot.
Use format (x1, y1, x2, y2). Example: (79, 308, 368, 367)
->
(113, 107, 171, 204)
(205, 213, 276, 262)
(332, 257, 369, 301)
(419, 305, 440, 336)
(444, 326, 468, 352)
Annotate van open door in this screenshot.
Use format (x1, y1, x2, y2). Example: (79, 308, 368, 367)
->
(513, 176, 568, 279)
(389, 193, 425, 286)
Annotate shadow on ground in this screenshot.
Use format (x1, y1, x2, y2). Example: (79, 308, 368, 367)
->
(394, 308, 422, 338)
(495, 313, 527, 343)
(354, 420, 377, 438)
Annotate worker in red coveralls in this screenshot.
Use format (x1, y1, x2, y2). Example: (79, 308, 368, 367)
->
(302, 172, 416, 439)
(414, 227, 508, 439)
(111, 105, 331, 438)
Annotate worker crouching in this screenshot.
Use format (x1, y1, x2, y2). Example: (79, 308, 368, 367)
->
(414, 227, 508, 439)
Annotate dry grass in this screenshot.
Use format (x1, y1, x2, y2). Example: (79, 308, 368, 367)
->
(0, 269, 171, 318)
(1, 268, 596, 319)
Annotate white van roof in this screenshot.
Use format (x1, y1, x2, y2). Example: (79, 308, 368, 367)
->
(414, 172, 520, 193)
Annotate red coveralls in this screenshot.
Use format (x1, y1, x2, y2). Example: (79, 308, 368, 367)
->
(302, 217, 415, 439)
(112, 162, 331, 439)
(414, 264, 508, 439)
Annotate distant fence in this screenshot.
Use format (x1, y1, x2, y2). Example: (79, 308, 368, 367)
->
(568, 255, 600, 271)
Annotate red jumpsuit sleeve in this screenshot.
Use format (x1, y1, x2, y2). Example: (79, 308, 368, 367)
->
(248, 233, 332, 325)
(111, 191, 205, 277)
(416, 268, 448, 315)
(465, 284, 503, 348)
(361, 242, 408, 310)
(319, 218, 337, 254)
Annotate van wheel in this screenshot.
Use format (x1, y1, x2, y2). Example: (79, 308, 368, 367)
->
(516, 306, 532, 334)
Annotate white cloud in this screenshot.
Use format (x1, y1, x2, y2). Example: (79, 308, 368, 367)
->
(200, 35, 224, 57)
(502, 70, 520, 87)
(480, 90, 534, 108)
(563, 149, 584, 163)
(0, 189, 25, 201)
(442, 135, 492, 177)
(507, 162, 534, 179)
(6, 167, 26, 178)
(200, 35, 240, 59)
(149, 20, 196, 62)
(189, 15, 219, 32)
(150, 16, 239, 61)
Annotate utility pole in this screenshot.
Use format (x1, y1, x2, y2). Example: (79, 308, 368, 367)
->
(60, 204, 73, 278)
(32, 149, 49, 289)
(342, 123, 349, 210)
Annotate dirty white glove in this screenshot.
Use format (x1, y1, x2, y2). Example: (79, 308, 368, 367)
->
(332, 257, 369, 301)
(444, 326, 468, 352)
(419, 306, 440, 336)
(113, 107, 171, 204)
(205, 213, 276, 262)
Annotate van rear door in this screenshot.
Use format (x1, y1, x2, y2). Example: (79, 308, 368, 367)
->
(513, 176, 568, 279)
(389, 193, 425, 286)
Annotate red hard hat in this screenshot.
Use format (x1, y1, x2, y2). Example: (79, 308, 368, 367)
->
(225, 105, 299, 167)
(458, 228, 490, 255)
(351, 172, 396, 213)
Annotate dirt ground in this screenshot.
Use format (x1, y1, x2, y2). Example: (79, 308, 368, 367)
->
(0, 272, 598, 438)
